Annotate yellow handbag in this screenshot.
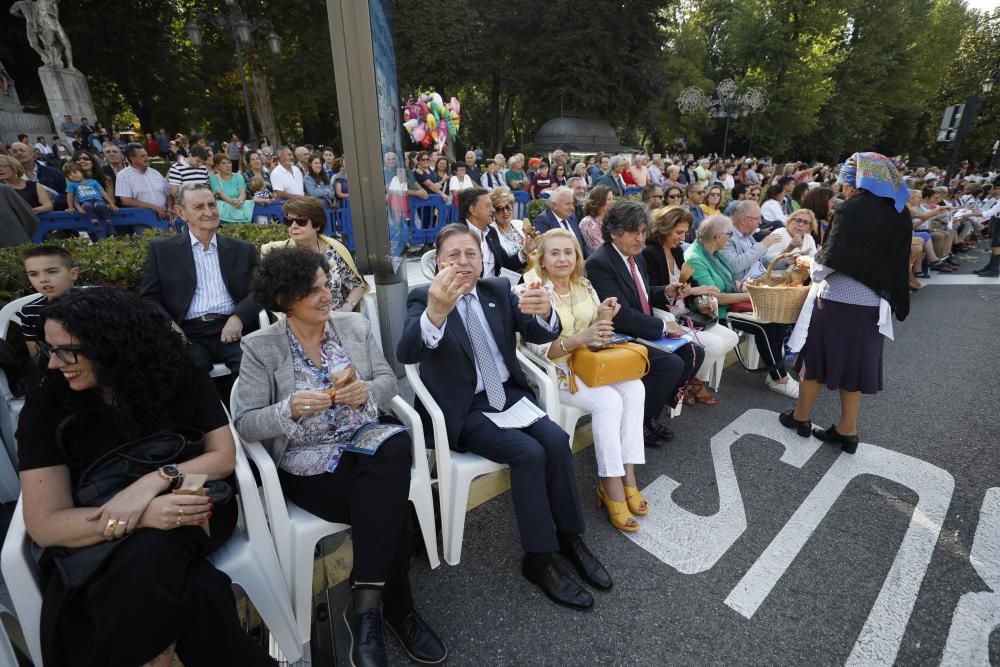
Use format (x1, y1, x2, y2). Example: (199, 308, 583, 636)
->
(566, 342, 650, 394)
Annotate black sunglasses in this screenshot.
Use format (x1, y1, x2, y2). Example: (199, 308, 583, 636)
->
(283, 216, 313, 228)
(494, 205, 512, 213)
(38, 340, 83, 365)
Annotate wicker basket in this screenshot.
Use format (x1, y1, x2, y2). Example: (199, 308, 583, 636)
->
(745, 253, 811, 323)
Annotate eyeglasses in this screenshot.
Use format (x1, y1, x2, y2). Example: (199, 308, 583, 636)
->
(283, 216, 312, 228)
(38, 340, 83, 365)
(494, 205, 512, 214)
(718, 231, 734, 238)
(666, 193, 682, 200)
(789, 217, 811, 225)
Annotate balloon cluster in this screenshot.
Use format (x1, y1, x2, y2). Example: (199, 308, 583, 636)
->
(403, 91, 461, 151)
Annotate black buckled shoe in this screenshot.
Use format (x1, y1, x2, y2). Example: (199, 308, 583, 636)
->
(812, 425, 859, 454)
(386, 609, 448, 665)
(522, 557, 594, 610)
(778, 410, 812, 437)
(559, 538, 613, 591)
(344, 604, 388, 667)
(644, 419, 675, 448)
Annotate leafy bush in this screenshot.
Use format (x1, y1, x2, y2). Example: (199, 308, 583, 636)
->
(527, 199, 549, 222)
(0, 224, 290, 301)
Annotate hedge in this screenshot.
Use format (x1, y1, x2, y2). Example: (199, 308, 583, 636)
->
(0, 224, 290, 301)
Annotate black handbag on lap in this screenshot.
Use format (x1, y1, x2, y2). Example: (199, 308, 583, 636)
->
(44, 413, 232, 587)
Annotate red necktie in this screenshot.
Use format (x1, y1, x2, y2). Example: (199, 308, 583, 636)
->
(627, 256, 651, 315)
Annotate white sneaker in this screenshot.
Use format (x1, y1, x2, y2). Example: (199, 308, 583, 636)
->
(766, 376, 799, 399)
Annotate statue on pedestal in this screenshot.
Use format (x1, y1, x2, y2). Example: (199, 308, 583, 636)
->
(10, 0, 75, 70)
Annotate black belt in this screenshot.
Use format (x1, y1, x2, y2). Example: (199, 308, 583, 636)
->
(182, 313, 229, 324)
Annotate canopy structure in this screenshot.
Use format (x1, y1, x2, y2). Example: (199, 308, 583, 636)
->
(529, 117, 639, 154)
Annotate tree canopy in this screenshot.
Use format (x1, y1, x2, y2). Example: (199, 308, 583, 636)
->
(0, 0, 995, 166)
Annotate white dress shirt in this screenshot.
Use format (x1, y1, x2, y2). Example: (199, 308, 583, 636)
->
(185, 232, 236, 320)
(761, 198, 788, 225)
(467, 222, 495, 277)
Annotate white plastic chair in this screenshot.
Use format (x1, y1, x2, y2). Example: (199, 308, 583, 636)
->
(725, 311, 762, 371)
(405, 351, 552, 566)
(0, 442, 305, 666)
(420, 249, 437, 281)
(0, 295, 37, 502)
(0, 603, 21, 667)
(211, 424, 304, 663)
(517, 342, 588, 437)
(230, 383, 439, 658)
(0, 497, 43, 666)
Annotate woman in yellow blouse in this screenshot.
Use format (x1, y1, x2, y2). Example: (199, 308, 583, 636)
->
(700, 184, 724, 217)
(525, 228, 648, 532)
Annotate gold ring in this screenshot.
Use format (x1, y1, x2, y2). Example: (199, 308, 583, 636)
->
(177, 508, 185, 516)
(106, 518, 118, 531)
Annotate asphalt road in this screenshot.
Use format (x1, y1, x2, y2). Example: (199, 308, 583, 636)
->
(377, 244, 1000, 666)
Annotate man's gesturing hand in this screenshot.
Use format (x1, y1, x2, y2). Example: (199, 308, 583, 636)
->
(426, 263, 473, 327)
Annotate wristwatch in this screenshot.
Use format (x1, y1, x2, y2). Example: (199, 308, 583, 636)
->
(158, 464, 183, 491)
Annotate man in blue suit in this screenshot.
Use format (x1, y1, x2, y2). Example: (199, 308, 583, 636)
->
(397, 223, 611, 611)
(531, 186, 590, 258)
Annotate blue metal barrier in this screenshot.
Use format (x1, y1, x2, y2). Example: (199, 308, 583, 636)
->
(624, 186, 642, 196)
(407, 195, 449, 246)
(512, 190, 531, 219)
(35, 208, 171, 242)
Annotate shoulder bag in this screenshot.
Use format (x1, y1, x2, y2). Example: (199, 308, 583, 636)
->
(566, 341, 650, 394)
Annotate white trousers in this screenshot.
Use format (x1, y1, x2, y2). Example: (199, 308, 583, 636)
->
(688, 323, 740, 382)
(558, 377, 645, 478)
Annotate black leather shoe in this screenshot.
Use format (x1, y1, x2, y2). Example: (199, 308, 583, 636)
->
(945, 256, 959, 266)
(812, 425, 859, 454)
(645, 419, 675, 442)
(386, 609, 448, 665)
(522, 557, 594, 610)
(344, 604, 387, 667)
(642, 426, 669, 448)
(977, 267, 1000, 277)
(559, 538, 613, 591)
(778, 410, 812, 437)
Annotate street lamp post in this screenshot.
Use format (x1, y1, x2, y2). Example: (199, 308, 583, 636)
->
(944, 75, 994, 182)
(677, 79, 768, 156)
(186, 2, 282, 147)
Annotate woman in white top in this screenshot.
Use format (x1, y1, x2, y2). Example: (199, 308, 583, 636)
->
(763, 208, 819, 268)
(489, 188, 525, 256)
(447, 163, 476, 196)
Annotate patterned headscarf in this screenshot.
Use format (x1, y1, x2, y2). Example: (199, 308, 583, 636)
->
(837, 151, 909, 213)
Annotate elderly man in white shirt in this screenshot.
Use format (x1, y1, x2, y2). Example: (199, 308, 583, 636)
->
(721, 201, 785, 281)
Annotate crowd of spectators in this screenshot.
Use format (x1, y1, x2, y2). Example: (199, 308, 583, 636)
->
(1, 115, 999, 665)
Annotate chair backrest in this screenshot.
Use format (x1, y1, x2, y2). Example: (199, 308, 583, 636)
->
(0, 496, 44, 665)
(420, 250, 437, 281)
(403, 363, 455, 490)
(0, 294, 40, 341)
(227, 421, 281, 550)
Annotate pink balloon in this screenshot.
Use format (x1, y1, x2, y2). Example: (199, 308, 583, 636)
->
(412, 126, 425, 142)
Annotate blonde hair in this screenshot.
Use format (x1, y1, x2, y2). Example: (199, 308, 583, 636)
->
(489, 188, 514, 209)
(0, 155, 26, 180)
(531, 228, 586, 286)
(786, 208, 818, 235)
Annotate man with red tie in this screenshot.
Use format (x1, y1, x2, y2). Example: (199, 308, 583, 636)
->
(585, 201, 704, 446)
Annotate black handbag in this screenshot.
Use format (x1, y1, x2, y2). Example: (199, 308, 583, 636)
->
(46, 413, 231, 587)
(685, 311, 718, 330)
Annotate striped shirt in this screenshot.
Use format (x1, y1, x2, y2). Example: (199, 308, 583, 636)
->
(17, 294, 48, 342)
(184, 233, 235, 320)
(115, 166, 169, 208)
(167, 158, 209, 188)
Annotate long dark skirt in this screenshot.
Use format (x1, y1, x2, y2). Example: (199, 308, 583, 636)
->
(39, 496, 276, 667)
(794, 298, 884, 394)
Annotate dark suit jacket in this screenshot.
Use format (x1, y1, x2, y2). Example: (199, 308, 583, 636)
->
(593, 172, 624, 196)
(478, 223, 525, 277)
(639, 243, 685, 288)
(585, 242, 668, 340)
(396, 278, 560, 448)
(141, 232, 260, 331)
(532, 208, 590, 258)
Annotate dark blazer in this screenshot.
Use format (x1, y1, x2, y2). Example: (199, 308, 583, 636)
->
(585, 242, 668, 340)
(141, 232, 260, 331)
(532, 208, 590, 258)
(639, 243, 685, 288)
(478, 223, 525, 277)
(396, 278, 560, 448)
(593, 172, 624, 196)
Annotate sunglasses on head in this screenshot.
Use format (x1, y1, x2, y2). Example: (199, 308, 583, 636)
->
(283, 215, 313, 228)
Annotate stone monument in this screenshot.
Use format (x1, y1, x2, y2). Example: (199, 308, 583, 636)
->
(8, 0, 96, 142)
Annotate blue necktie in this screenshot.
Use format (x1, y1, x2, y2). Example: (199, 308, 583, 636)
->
(462, 295, 506, 410)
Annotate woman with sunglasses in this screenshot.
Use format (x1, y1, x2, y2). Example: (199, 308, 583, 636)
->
(70, 149, 111, 194)
(18, 287, 275, 667)
(489, 188, 526, 256)
(664, 185, 684, 207)
(261, 197, 367, 312)
(700, 184, 724, 217)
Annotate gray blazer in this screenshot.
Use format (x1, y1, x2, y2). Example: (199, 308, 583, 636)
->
(231, 313, 398, 466)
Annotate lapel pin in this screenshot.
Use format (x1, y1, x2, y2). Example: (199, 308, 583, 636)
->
(488, 302, 496, 307)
